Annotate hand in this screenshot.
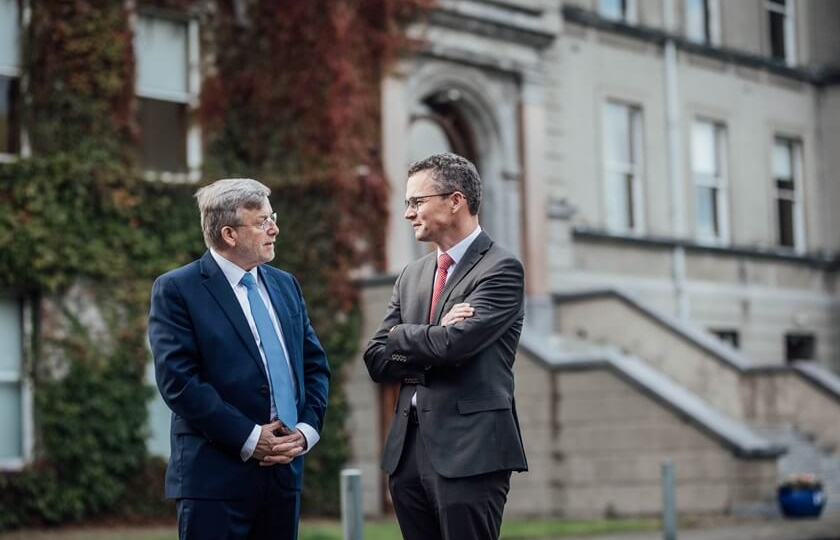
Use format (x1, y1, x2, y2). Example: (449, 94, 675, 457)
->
(441, 303, 474, 326)
(253, 421, 285, 463)
(260, 429, 306, 467)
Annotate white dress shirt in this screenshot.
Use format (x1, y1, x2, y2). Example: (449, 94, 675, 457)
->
(412, 225, 482, 407)
(210, 249, 319, 461)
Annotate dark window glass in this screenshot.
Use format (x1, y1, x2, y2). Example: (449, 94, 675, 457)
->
(777, 198, 794, 247)
(768, 10, 786, 60)
(785, 333, 815, 363)
(711, 330, 739, 349)
(0, 76, 20, 155)
(138, 97, 188, 172)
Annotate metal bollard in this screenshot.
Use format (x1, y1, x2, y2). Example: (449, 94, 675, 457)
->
(661, 460, 677, 540)
(340, 469, 363, 540)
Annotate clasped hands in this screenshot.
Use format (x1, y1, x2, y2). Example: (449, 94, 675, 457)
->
(253, 421, 306, 466)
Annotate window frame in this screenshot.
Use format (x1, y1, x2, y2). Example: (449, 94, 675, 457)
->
(602, 100, 646, 235)
(134, 12, 202, 182)
(765, 0, 796, 66)
(684, 0, 721, 46)
(0, 0, 30, 163)
(598, 0, 638, 24)
(0, 295, 33, 471)
(772, 135, 806, 253)
(691, 118, 729, 245)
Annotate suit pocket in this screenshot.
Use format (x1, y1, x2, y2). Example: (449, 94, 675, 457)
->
(457, 394, 512, 415)
(172, 416, 202, 435)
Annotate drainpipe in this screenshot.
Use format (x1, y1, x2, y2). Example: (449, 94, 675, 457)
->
(663, 0, 690, 320)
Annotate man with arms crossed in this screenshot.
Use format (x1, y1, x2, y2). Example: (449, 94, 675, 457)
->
(364, 153, 528, 540)
(149, 178, 330, 540)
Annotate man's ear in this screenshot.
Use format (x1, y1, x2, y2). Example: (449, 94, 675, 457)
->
(451, 192, 466, 213)
(220, 226, 237, 247)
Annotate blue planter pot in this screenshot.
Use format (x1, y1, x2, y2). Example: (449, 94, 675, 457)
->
(778, 486, 826, 518)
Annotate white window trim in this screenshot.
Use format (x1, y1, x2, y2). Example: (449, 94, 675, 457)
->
(765, 0, 796, 66)
(599, 0, 638, 24)
(0, 0, 30, 163)
(603, 101, 646, 235)
(0, 297, 33, 471)
(773, 137, 806, 253)
(135, 15, 202, 183)
(692, 120, 730, 245)
(685, 0, 721, 46)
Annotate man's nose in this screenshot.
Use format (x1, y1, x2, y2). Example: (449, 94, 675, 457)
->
(404, 206, 415, 220)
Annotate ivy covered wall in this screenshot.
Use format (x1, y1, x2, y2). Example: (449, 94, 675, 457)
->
(0, 0, 431, 529)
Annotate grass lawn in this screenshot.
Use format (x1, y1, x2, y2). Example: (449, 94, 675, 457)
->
(0, 518, 660, 540)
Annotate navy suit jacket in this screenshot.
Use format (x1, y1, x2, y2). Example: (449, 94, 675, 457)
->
(148, 251, 330, 499)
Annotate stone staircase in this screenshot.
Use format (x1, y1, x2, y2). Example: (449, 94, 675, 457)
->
(753, 424, 840, 512)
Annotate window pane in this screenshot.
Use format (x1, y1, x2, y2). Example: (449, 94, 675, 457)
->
(599, 0, 625, 21)
(606, 102, 631, 164)
(0, 297, 21, 372)
(408, 117, 453, 164)
(696, 185, 718, 237)
(135, 16, 188, 98)
(772, 139, 793, 179)
(785, 333, 815, 363)
(769, 11, 786, 60)
(692, 121, 716, 176)
(0, 76, 20, 154)
(138, 98, 188, 172)
(0, 0, 20, 70)
(685, 0, 708, 43)
(0, 382, 22, 459)
(606, 172, 631, 229)
(777, 198, 794, 247)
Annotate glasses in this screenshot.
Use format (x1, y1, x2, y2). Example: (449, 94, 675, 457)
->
(404, 191, 455, 211)
(233, 212, 277, 231)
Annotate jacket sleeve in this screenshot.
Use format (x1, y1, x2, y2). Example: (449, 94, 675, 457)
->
(363, 268, 428, 384)
(291, 275, 331, 433)
(148, 275, 256, 456)
(382, 256, 524, 368)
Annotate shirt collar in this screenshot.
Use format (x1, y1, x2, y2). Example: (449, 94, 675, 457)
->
(210, 249, 259, 289)
(438, 225, 482, 266)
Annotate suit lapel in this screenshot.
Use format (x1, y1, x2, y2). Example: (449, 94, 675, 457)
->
(259, 266, 301, 391)
(431, 232, 493, 324)
(415, 253, 437, 324)
(199, 252, 267, 377)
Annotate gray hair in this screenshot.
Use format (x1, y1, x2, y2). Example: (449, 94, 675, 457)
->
(194, 178, 270, 250)
(407, 153, 482, 215)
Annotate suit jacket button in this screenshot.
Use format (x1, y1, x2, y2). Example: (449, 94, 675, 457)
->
(260, 385, 269, 395)
(403, 408, 409, 417)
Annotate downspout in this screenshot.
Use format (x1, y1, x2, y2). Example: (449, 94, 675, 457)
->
(663, 0, 690, 320)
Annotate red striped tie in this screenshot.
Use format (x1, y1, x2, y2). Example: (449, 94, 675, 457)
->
(429, 253, 455, 323)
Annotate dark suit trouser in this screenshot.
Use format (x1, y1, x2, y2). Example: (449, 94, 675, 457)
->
(389, 413, 511, 540)
(176, 478, 300, 540)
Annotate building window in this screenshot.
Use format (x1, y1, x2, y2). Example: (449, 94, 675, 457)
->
(710, 329, 739, 349)
(785, 333, 815, 363)
(0, 0, 22, 160)
(685, 0, 721, 45)
(599, 0, 637, 24)
(604, 101, 644, 233)
(772, 136, 804, 251)
(692, 119, 728, 243)
(0, 296, 28, 469)
(134, 14, 201, 180)
(766, 0, 795, 65)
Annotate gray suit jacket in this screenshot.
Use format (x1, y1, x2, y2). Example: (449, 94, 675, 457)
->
(364, 232, 528, 478)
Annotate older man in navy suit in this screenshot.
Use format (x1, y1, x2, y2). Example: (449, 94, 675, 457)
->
(149, 178, 330, 540)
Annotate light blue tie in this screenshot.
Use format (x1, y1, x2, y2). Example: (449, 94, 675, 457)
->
(240, 272, 297, 428)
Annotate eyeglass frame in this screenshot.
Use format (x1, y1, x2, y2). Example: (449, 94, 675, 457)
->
(404, 191, 457, 211)
(231, 212, 277, 231)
